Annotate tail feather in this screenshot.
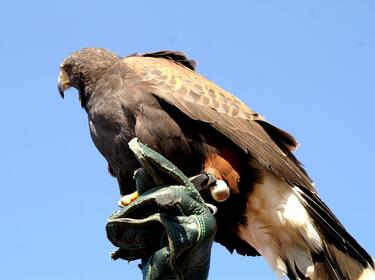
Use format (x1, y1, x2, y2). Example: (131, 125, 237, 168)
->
(311, 255, 341, 280)
(237, 164, 374, 280)
(293, 186, 374, 279)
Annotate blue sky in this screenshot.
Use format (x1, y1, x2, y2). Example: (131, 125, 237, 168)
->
(0, 1, 374, 279)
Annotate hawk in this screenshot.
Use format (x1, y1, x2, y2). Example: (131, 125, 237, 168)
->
(58, 48, 374, 279)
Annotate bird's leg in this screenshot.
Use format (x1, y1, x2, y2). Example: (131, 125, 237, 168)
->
(193, 152, 241, 202)
(204, 168, 231, 202)
(118, 191, 139, 207)
(190, 172, 217, 191)
(190, 170, 230, 202)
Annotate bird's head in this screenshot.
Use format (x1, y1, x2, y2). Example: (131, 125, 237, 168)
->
(58, 48, 121, 107)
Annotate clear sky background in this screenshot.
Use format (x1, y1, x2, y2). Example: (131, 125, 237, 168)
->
(0, 1, 374, 279)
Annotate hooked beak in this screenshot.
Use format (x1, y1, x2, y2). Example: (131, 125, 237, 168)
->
(57, 68, 70, 98)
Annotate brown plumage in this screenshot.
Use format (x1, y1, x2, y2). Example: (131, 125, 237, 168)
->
(58, 48, 374, 280)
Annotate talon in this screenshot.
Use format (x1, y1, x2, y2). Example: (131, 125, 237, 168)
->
(118, 191, 139, 207)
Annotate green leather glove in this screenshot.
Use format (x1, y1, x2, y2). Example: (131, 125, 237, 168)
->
(106, 138, 217, 280)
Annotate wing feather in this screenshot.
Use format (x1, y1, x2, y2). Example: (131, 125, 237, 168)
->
(123, 56, 315, 192)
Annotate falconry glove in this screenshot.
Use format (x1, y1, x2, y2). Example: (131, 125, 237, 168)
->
(106, 139, 217, 280)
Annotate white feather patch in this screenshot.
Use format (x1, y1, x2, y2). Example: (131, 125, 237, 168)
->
(283, 194, 309, 226)
(237, 161, 322, 278)
(358, 267, 375, 280)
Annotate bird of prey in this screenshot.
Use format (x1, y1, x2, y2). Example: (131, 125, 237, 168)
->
(58, 48, 374, 280)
